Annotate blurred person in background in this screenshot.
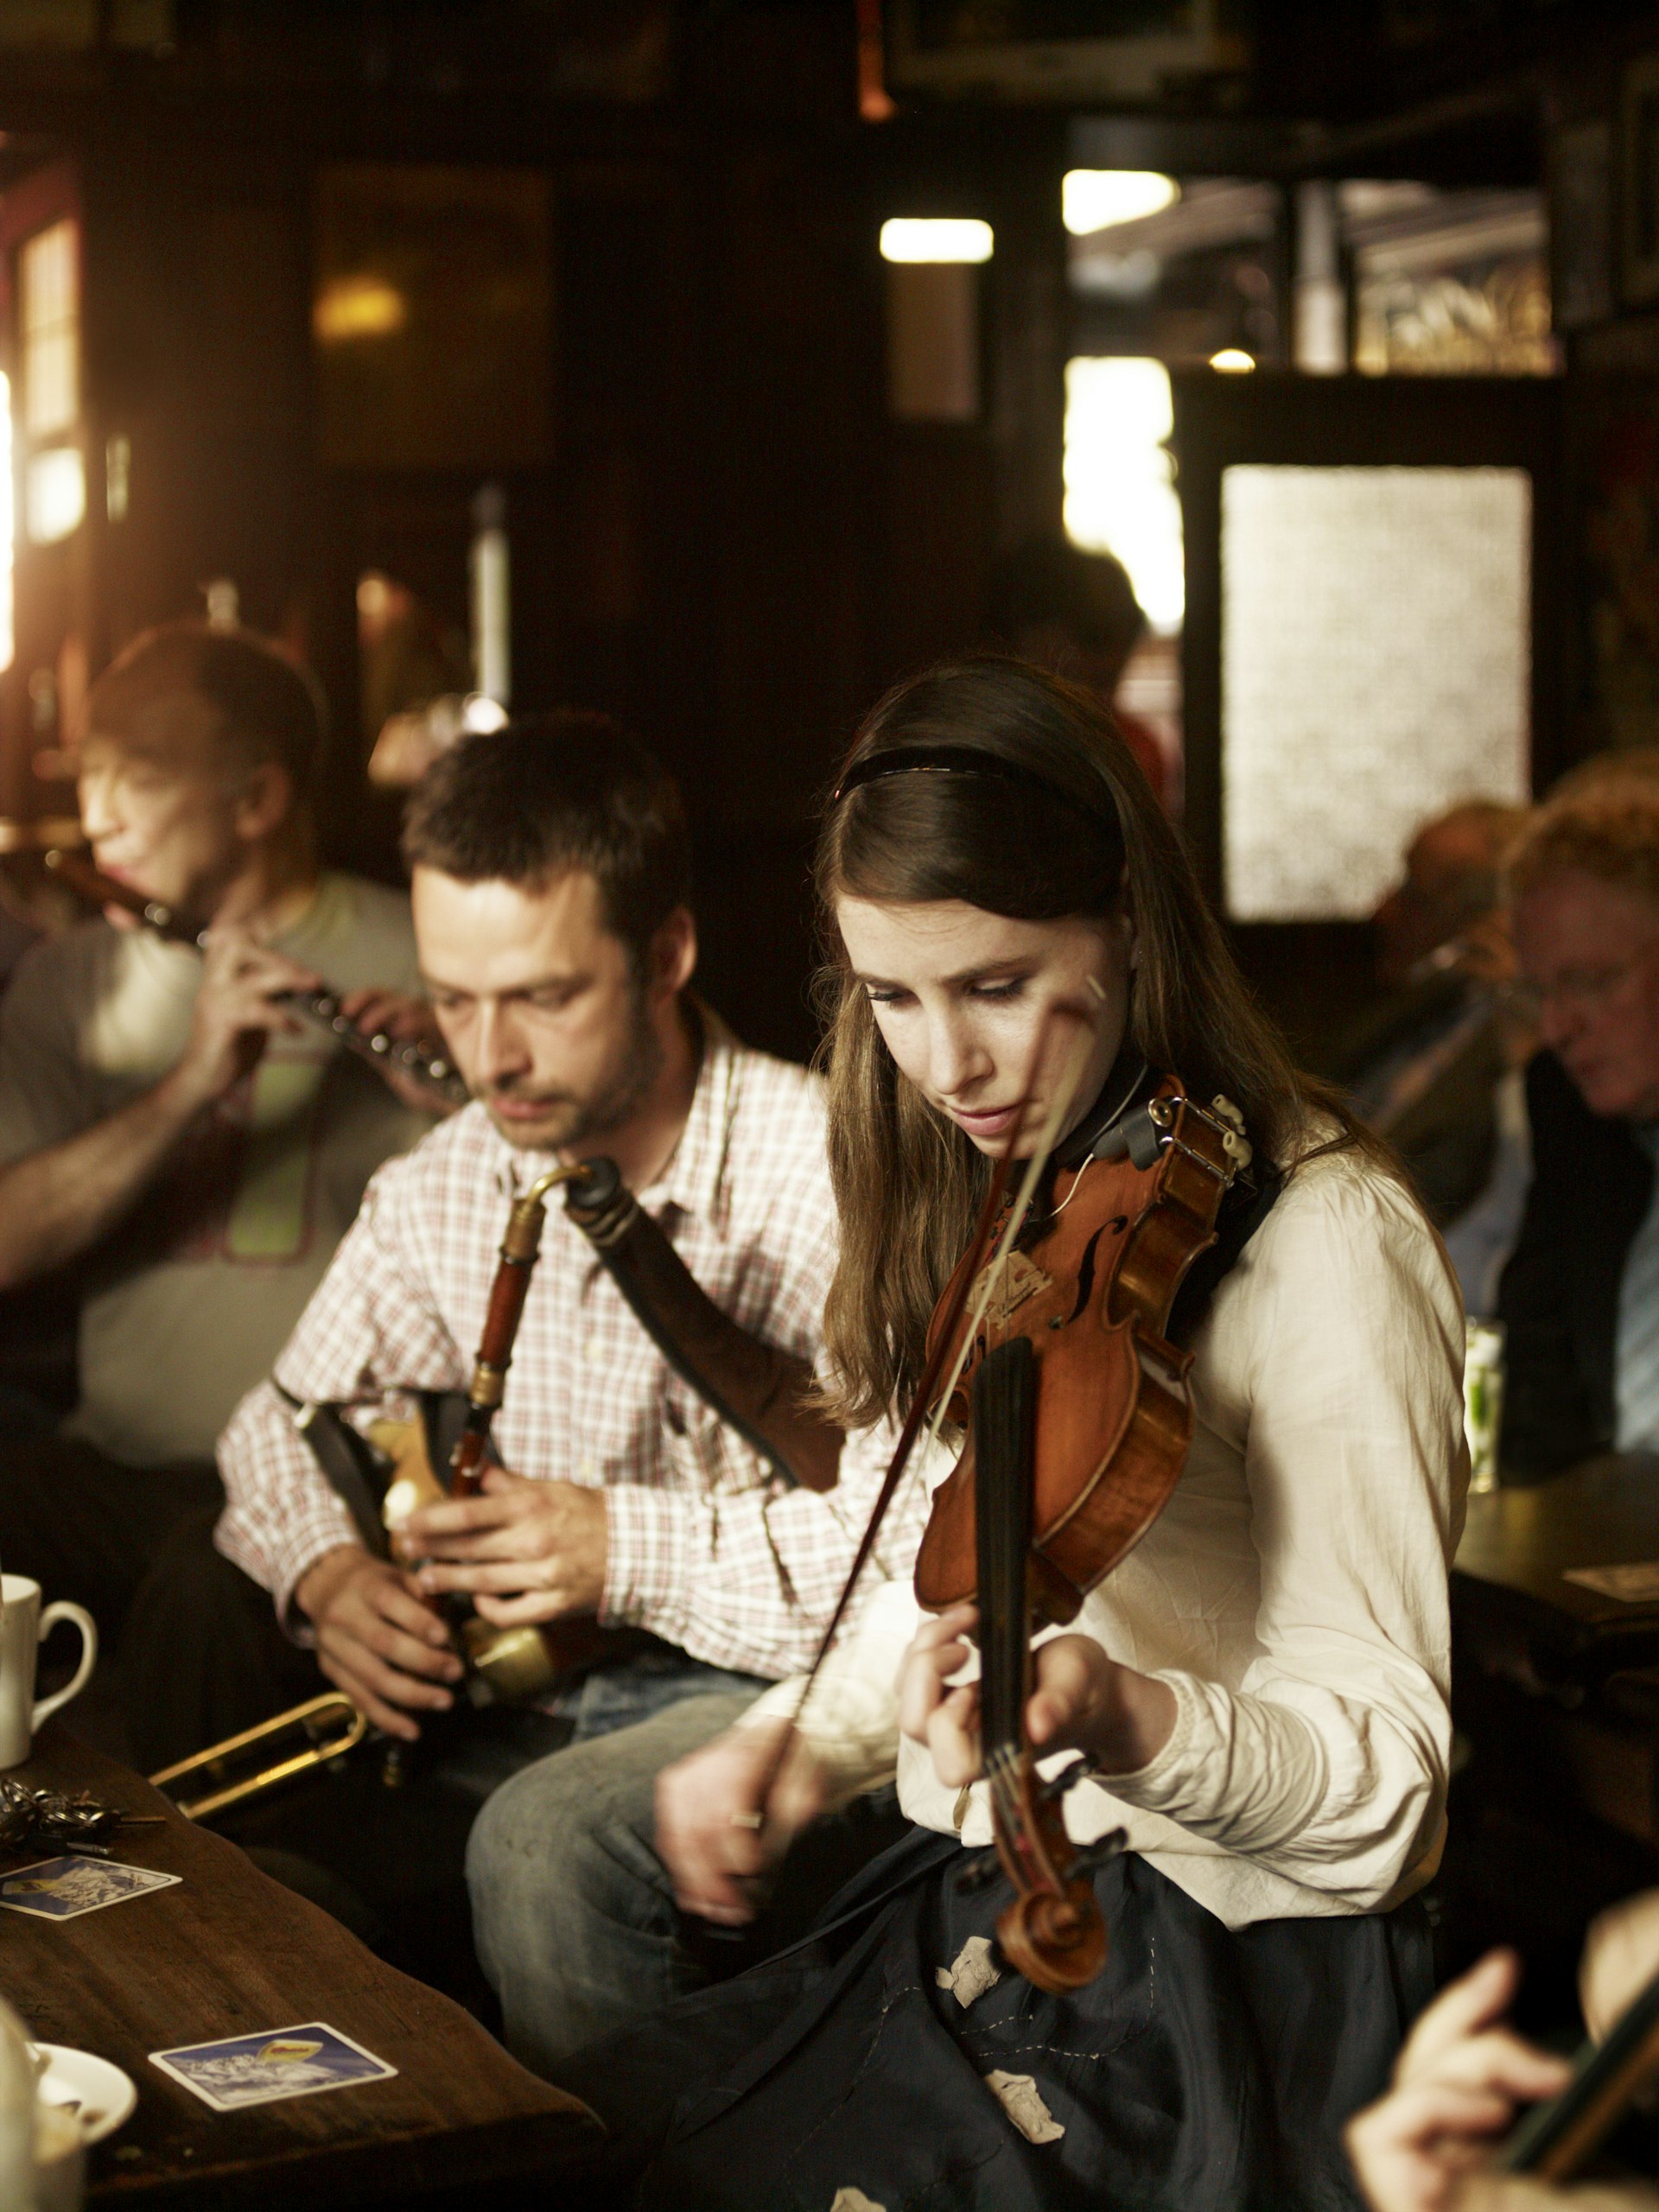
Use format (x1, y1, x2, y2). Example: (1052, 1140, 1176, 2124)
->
(1499, 788, 1659, 1472)
(0, 620, 441, 1757)
(1322, 801, 1534, 1308)
(1551, 750, 1659, 804)
(1346, 1891, 1659, 2212)
(988, 537, 1171, 806)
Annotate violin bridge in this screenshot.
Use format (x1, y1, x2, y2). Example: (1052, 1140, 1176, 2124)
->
(971, 1249, 1052, 1329)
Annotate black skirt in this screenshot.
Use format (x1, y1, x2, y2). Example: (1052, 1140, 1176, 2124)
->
(563, 1825, 1433, 2212)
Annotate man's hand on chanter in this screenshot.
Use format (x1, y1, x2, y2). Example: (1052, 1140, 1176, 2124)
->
(401, 1466, 608, 1624)
(655, 1719, 830, 1927)
(295, 1543, 463, 1742)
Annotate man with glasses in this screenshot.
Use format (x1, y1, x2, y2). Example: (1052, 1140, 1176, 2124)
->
(1499, 785, 1659, 1471)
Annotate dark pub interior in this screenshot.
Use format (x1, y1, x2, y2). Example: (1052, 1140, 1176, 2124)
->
(3, 4, 1659, 2208)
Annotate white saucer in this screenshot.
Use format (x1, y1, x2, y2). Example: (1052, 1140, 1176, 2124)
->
(30, 2044, 137, 2144)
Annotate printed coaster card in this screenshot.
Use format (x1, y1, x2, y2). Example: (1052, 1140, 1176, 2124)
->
(149, 2024, 397, 2113)
(0, 1856, 181, 1919)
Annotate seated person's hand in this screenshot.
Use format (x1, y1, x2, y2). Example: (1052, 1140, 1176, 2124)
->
(898, 1603, 1177, 1787)
(334, 987, 460, 1116)
(654, 1719, 830, 1928)
(295, 1541, 462, 1741)
(1344, 1949, 1572, 2212)
(401, 1467, 608, 1623)
(1581, 1891, 1659, 2045)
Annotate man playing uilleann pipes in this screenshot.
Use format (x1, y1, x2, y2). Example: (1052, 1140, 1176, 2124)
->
(215, 713, 924, 2056)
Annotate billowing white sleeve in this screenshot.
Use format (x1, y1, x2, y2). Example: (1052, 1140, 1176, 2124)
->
(737, 1573, 919, 1808)
(1096, 1163, 1465, 1909)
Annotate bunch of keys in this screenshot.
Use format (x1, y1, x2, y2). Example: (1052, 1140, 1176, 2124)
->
(0, 1780, 165, 1861)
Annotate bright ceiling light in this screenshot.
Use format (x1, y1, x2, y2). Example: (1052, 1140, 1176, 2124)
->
(880, 219, 994, 264)
(1210, 348, 1256, 372)
(1063, 170, 1179, 237)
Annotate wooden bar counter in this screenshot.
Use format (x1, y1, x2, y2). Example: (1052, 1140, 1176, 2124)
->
(0, 1721, 601, 2207)
(1454, 1452, 1659, 1698)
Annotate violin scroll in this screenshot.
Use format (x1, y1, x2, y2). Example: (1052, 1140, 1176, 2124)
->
(991, 1764, 1110, 1993)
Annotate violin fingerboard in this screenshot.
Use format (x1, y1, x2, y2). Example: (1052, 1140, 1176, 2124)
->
(973, 1336, 1037, 1765)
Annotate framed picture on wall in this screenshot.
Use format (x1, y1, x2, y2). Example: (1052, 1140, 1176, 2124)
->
(887, 0, 1248, 104)
(314, 165, 552, 471)
(1621, 52, 1659, 305)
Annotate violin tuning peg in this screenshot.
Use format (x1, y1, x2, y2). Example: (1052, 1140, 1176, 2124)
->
(953, 1850, 1002, 1895)
(1040, 1759, 1100, 1803)
(1070, 1827, 1129, 1877)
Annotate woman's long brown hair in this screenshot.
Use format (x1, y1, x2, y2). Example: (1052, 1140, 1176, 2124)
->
(813, 658, 1385, 1428)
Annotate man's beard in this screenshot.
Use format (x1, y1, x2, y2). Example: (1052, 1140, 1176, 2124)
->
(480, 988, 664, 1154)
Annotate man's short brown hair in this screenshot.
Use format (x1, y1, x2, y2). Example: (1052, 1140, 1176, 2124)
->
(402, 713, 691, 966)
(1510, 787, 1659, 910)
(83, 621, 325, 792)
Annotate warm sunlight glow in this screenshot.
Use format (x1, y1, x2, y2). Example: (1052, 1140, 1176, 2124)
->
(1064, 358, 1184, 635)
(0, 377, 14, 671)
(26, 445, 84, 545)
(1063, 171, 1179, 237)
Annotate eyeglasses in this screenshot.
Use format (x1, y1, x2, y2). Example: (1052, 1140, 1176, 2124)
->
(1506, 957, 1652, 1021)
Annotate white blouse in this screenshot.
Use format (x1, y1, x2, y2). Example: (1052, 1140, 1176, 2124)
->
(741, 1144, 1469, 1931)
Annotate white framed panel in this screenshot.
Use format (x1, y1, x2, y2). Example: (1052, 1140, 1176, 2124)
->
(1221, 465, 1531, 922)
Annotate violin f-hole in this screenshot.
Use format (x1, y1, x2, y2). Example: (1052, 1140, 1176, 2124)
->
(1061, 1226, 1109, 1329)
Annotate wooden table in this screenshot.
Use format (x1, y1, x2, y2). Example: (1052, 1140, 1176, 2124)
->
(0, 1723, 601, 2207)
(1454, 1453, 1659, 1698)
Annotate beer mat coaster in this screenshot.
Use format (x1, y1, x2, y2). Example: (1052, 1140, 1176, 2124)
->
(0, 1856, 181, 1919)
(1563, 1562, 1659, 1604)
(149, 2024, 397, 2113)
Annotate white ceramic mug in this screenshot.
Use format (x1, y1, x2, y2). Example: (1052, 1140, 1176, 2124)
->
(0, 1577, 97, 1770)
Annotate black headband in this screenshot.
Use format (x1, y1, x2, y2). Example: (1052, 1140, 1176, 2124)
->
(831, 744, 1118, 835)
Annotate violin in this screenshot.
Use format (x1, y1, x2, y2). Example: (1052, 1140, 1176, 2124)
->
(916, 1069, 1247, 1993)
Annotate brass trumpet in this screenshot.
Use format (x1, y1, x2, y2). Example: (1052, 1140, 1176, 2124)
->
(149, 1693, 368, 1821)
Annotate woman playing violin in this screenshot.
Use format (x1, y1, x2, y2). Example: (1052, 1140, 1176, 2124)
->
(563, 659, 1467, 2211)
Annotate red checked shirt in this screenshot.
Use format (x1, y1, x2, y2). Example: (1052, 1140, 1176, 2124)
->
(216, 1025, 924, 1681)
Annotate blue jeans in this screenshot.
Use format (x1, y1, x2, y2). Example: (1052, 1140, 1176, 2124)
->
(436, 1646, 767, 1807)
(467, 1649, 911, 2080)
(467, 1675, 765, 2075)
